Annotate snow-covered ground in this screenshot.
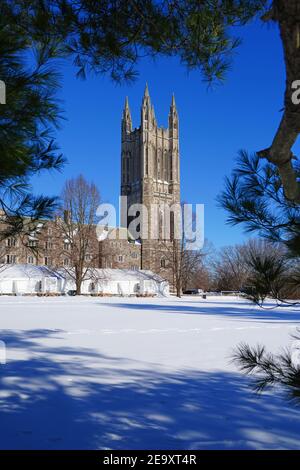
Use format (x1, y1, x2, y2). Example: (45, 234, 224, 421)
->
(0, 295, 300, 449)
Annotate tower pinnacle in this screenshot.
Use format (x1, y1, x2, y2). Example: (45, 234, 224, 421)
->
(144, 82, 150, 98)
(171, 93, 176, 108)
(125, 96, 129, 111)
(169, 93, 178, 134)
(141, 83, 152, 127)
(170, 93, 177, 113)
(122, 96, 132, 133)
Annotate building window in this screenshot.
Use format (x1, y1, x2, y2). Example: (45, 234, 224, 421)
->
(123, 153, 131, 184)
(159, 211, 164, 240)
(145, 148, 148, 175)
(44, 257, 51, 266)
(164, 149, 168, 181)
(6, 254, 17, 264)
(48, 228, 52, 236)
(85, 254, 92, 262)
(6, 237, 17, 247)
(170, 154, 173, 181)
(64, 242, 70, 251)
(45, 241, 53, 250)
(131, 252, 138, 259)
(64, 258, 69, 266)
(28, 256, 35, 264)
(28, 239, 37, 248)
(118, 255, 124, 263)
(170, 212, 174, 241)
(157, 149, 162, 180)
(160, 258, 166, 268)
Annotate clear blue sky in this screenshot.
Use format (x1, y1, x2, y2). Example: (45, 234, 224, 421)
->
(31, 18, 292, 249)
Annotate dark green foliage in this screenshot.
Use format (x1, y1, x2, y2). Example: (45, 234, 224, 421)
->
(1, 1, 267, 236)
(218, 151, 300, 305)
(6, 0, 267, 84)
(244, 248, 288, 305)
(0, 2, 65, 236)
(233, 337, 300, 402)
(221, 152, 300, 402)
(218, 150, 300, 254)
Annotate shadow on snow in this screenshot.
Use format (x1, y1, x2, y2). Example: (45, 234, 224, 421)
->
(0, 329, 300, 449)
(100, 299, 300, 323)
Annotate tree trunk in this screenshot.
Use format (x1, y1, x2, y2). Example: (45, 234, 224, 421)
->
(176, 275, 182, 298)
(76, 283, 81, 295)
(259, 0, 300, 202)
(75, 266, 82, 295)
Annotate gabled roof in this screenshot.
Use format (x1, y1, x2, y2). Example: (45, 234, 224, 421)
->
(0, 264, 63, 279)
(96, 225, 136, 242)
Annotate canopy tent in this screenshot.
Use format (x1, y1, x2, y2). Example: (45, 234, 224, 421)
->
(0, 264, 63, 295)
(0, 265, 169, 296)
(57, 268, 169, 296)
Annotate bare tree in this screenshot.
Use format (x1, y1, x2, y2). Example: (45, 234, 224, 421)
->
(211, 239, 290, 295)
(183, 241, 214, 292)
(212, 244, 251, 292)
(159, 207, 207, 297)
(164, 243, 209, 297)
(58, 175, 101, 295)
(162, 238, 184, 298)
(191, 265, 212, 292)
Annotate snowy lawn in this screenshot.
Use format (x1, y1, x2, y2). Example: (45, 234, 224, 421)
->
(0, 295, 300, 449)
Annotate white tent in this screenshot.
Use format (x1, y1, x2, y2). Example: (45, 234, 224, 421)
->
(57, 268, 169, 296)
(90, 269, 169, 296)
(0, 264, 63, 295)
(0, 265, 169, 296)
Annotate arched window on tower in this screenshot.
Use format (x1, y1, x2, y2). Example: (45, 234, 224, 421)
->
(159, 210, 164, 240)
(153, 147, 157, 179)
(145, 147, 148, 176)
(122, 157, 125, 183)
(164, 149, 168, 182)
(124, 158, 128, 183)
(126, 152, 131, 183)
(157, 149, 162, 180)
(170, 152, 173, 181)
(170, 211, 174, 241)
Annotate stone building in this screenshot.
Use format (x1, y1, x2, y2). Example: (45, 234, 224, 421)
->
(0, 85, 180, 283)
(98, 226, 141, 270)
(0, 214, 141, 271)
(121, 84, 181, 282)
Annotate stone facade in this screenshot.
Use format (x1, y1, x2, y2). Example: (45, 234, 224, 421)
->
(98, 227, 141, 270)
(121, 85, 180, 282)
(0, 214, 141, 271)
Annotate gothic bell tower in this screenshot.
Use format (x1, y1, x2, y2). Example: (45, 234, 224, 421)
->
(121, 84, 180, 276)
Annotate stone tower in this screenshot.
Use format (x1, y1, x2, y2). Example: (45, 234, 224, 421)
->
(121, 84, 180, 276)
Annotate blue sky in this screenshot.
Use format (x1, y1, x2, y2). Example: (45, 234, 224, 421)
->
(31, 18, 288, 248)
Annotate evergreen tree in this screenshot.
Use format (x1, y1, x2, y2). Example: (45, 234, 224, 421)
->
(233, 335, 300, 402)
(1, 0, 267, 237)
(7, 1, 300, 203)
(218, 150, 300, 252)
(0, 1, 65, 236)
(219, 151, 300, 401)
(4, 0, 300, 239)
